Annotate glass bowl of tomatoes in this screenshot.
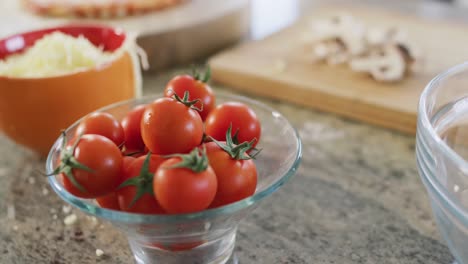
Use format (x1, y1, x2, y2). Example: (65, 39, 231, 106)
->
(46, 84, 302, 264)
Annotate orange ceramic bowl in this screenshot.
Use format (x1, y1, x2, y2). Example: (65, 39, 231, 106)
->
(0, 25, 141, 156)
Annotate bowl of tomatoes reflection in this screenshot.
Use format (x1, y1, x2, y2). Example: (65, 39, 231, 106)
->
(46, 86, 302, 264)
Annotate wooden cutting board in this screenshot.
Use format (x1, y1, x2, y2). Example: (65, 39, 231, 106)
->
(209, 6, 468, 134)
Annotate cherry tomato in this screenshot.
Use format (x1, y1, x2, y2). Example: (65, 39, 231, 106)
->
(164, 75, 215, 120)
(123, 146, 149, 158)
(96, 192, 120, 210)
(203, 140, 221, 153)
(121, 105, 146, 152)
(205, 102, 261, 148)
(204, 142, 257, 207)
(141, 98, 203, 155)
(58, 134, 123, 198)
(96, 156, 136, 210)
(118, 154, 166, 214)
(75, 112, 125, 147)
(153, 152, 217, 214)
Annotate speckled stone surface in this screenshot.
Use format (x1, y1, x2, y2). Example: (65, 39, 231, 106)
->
(0, 68, 454, 264)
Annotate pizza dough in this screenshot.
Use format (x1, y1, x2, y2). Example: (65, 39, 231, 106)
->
(23, 0, 186, 19)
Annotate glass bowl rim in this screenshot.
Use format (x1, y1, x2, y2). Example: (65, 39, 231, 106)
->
(46, 92, 303, 224)
(418, 61, 468, 223)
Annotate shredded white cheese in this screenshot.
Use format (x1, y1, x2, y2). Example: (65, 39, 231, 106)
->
(0, 32, 117, 78)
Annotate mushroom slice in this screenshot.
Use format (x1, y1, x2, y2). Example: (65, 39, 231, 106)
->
(312, 38, 346, 62)
(350, 45, 407, 82)
(366, 27, 398, 46)
(309, 13, 367, 56)
(396, 42, 424, 73)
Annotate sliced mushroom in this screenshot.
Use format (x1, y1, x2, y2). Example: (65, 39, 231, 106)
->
(350, 45, 407, 82)
(306, 14, 422, 82)
(326, 52, 349, 65)
(366, 27, 398, 46)
(309, 14, 367, 57)
(396, 41, 424, 72)
(313, 42, 331, 59)
(312, 39, 345, 62)
(340, 21, 367, 56)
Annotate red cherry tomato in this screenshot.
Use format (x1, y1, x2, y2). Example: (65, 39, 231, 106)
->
(59, 134, 123, 198)
(141, 98, 203, 155)
(121, 105, 146, 152)
(118, 154, 166, 214)
(204, 142, 257, 207)
(96, 192, 120, 210)
(153, 156, 217, 214)
(96, 156, 136, 210)
(75, 112, 125, 147)
(164, 75, 215, 120)
(205, 102, 261, 148)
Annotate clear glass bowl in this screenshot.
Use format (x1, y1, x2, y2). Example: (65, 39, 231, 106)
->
(46, 92, 302, 264)
(416, 62, 468, 264)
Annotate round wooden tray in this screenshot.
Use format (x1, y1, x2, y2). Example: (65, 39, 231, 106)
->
(0, 0, 250, 72)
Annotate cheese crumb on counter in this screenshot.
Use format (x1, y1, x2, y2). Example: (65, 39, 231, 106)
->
(62, 205, 72, 214)
(96, 249, 105, 257)
(28, 177, 35, 185)
(64, 214, 78, 226)
(86, 215, 99, 227)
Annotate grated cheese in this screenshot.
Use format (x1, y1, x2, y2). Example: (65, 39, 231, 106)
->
(0, 32, 117, 78)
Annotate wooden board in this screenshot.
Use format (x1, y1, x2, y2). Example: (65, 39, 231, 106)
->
(209, 6, 468, 134)
(0, 0, 250, 72)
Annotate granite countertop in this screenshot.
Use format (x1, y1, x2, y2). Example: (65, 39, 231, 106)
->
(0, 68, 453, 263)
